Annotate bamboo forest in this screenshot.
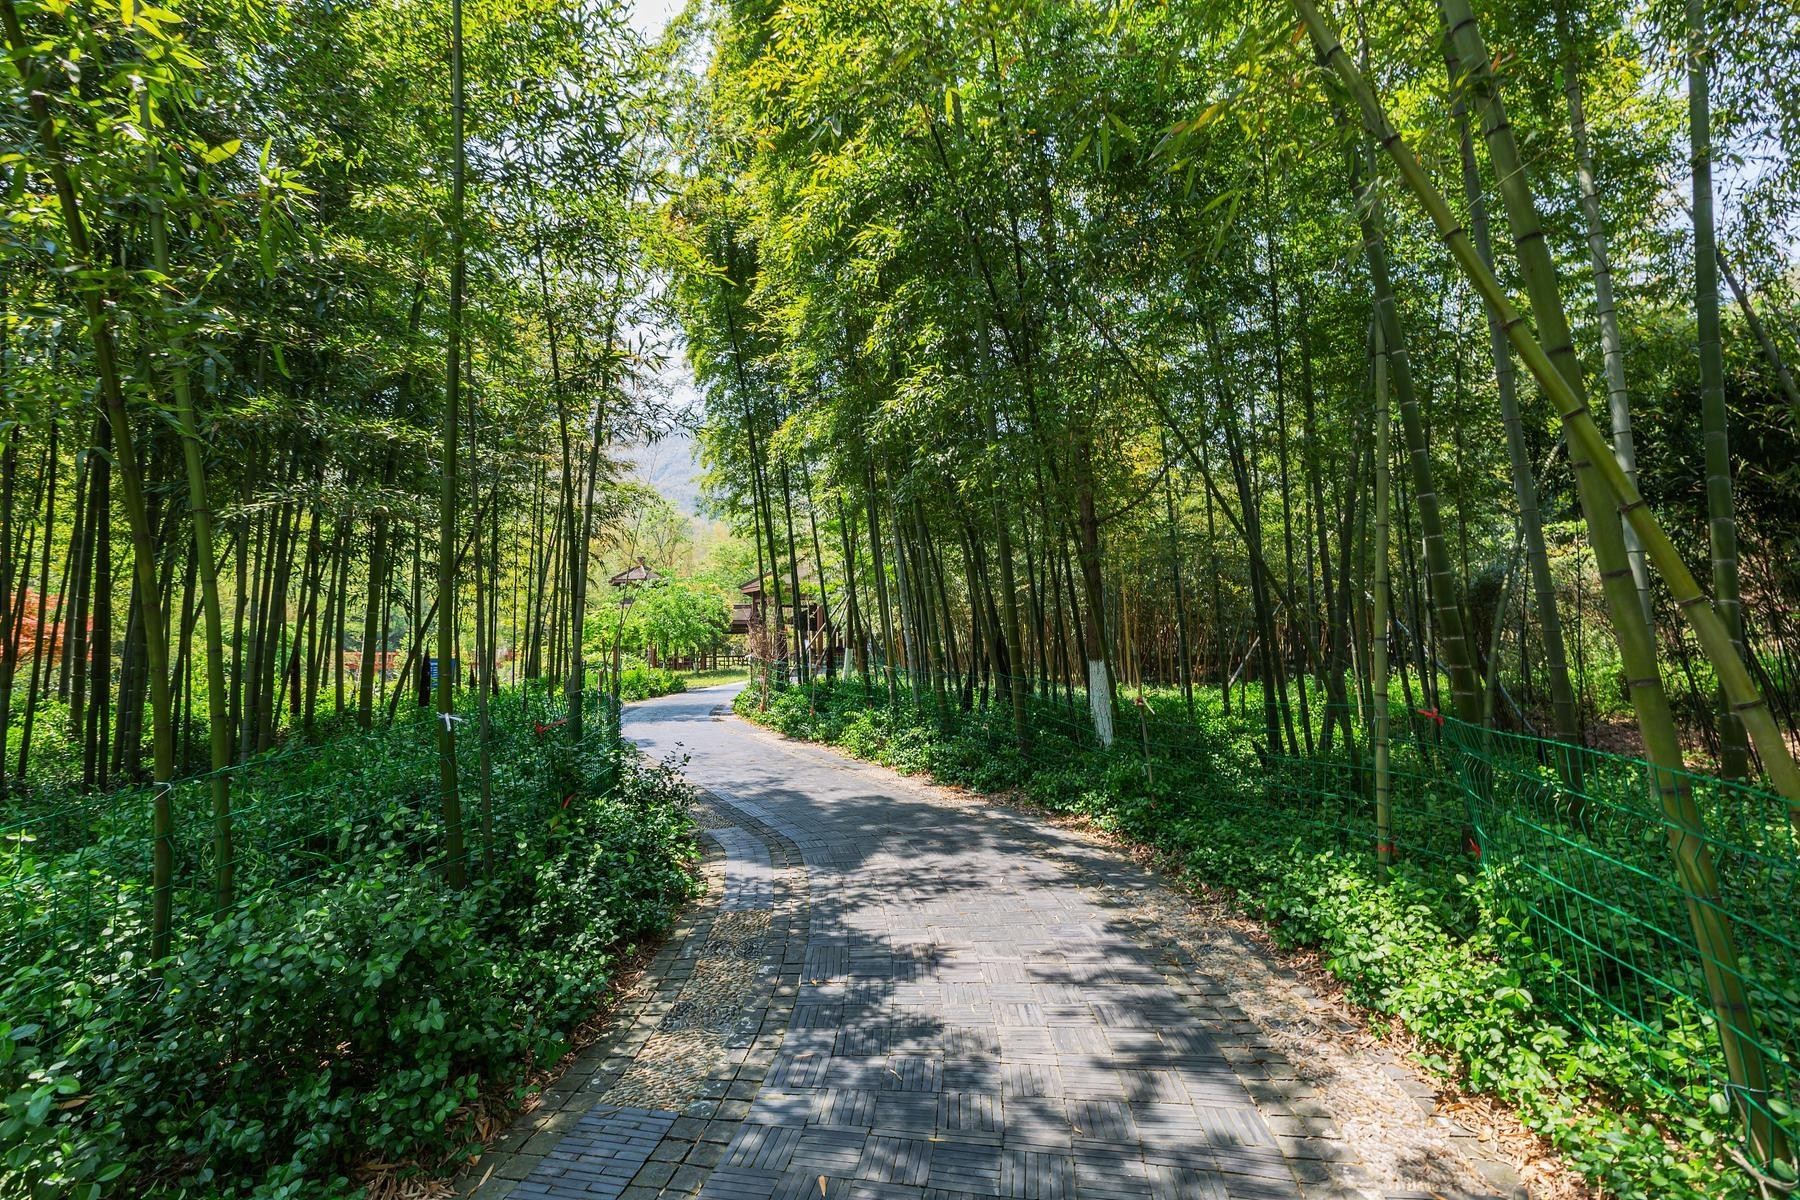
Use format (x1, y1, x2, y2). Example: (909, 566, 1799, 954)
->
(5, 0, 1800, 1197)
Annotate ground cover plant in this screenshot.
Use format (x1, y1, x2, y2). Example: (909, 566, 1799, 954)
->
(738, 676, 1794, 1199)
(1, 688, 701, 1200)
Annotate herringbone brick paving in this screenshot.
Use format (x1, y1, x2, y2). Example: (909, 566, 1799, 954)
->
(459, 685, 1525, 1200)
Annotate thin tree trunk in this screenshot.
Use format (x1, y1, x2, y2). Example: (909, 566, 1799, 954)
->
(1159, 432, 1195, 717)
(571, 334, 610, 735)
(1449, 67, 1583, 754)
(436, 0, 467, 888)
(85, 452, 110, 794)
(14, 421, 57, 781)
(1686, 0, 1750, 779)
(1074, 439, 1113, 746)
(865, 460, 896, 701)
(802, 466, 834, 682)
(470, 355, 495, 878)
(0, 424, 21, 799)
(1372, 325, 1394, 877)
(782, 464, 807, 684)
(1351, 144, 1482, 727)
(1557, 4, 1654, 627)
(837, 496, 868, 682)
(3, 0, 177, 952)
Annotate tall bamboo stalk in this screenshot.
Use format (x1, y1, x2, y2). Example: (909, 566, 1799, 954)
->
(1372, 323, 1393, 879)
(4, 0, 177, 954)
(865, 458, 897, 702)
(1686, 0, 1751, 779)
(1556, 2, 1655, 628)
(1351, 145, 1483, 726)
(1161, 430, 1196, 717)
(1303, 0, 1795, 1163)
(435, 0, 467, 888)
(1074, 439, 1114, 746)
(145, 90, 234, 909)
(12, 421, 56, 781)
(469, 354, 494, 878)
(1446, 58, 1582, 755)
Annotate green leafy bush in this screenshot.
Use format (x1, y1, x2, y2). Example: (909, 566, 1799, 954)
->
(1, 703, 700, 1199)
(617, 663, 686, 702)
(737, 679, 1750, 1199)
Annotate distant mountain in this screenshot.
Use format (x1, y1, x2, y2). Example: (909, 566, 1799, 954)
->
(625, 431, 705, 515)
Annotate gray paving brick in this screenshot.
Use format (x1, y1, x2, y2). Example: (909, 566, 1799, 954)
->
(926, 1141, 1003, 1193)
(696, 1165, 783, 1199)
(1148, 1163, 1232, 1200)
(724, 1124, 805, 1172)
(1068, 1098, 1136, 1143)
(1000, 1063, 1061, 1099)
(938, 1090, 1003, 1134)
(793, 1126, 870, 1173)
(880, 1055, 941, 1093)
(815, 1087, 879, 1128)
(870, 1092, 939, 1134)
(857, 1135, 933, 1186)
(999, 1148, 1075, 1199)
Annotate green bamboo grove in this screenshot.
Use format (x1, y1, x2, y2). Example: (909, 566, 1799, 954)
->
(5, 0, 1800, 1193)
(0, 0, 673, 909)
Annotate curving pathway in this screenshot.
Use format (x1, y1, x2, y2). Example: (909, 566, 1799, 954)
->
(459, 684, 1528, 1200)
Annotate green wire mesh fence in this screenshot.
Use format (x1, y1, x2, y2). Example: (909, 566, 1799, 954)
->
(756, 660, 1798, 1177)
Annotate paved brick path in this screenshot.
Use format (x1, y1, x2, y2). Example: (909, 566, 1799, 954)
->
(459, 685, 1521, 1200)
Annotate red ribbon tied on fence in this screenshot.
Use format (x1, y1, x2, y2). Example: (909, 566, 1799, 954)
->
(1416, 706, 1445, 726)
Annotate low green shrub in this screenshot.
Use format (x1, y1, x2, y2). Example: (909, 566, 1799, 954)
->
(617, 663, 685, 702)
(1, 705, 700, 1199)
(736, 679, 1748, 1199)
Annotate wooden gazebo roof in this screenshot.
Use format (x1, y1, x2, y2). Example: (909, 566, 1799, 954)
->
(609, 560, 657, 587)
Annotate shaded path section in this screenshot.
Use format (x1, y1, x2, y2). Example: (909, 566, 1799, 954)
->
(464, 684, 1523, 1200)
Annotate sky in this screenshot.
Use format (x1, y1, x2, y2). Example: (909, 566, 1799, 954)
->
(621, 0, 707, 514)
(628, 0, 686, 43)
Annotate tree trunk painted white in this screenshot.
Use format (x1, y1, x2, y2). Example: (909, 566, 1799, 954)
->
(1087, 658, 1114, 747)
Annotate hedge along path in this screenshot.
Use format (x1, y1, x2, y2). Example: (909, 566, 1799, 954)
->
(457, 754, 812, 1199)
(1292, 0, 1799, 1169)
